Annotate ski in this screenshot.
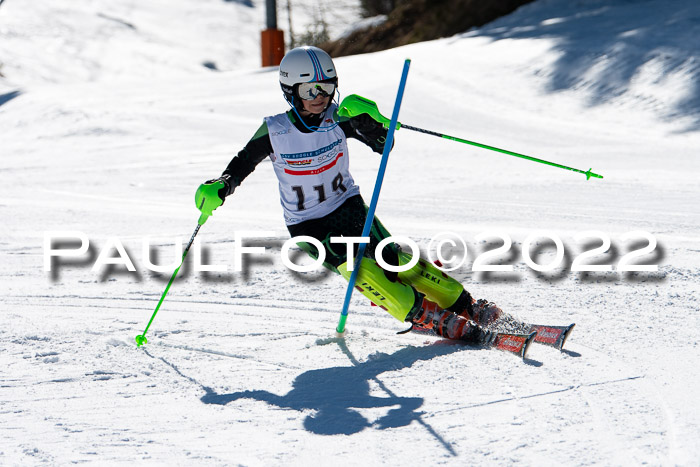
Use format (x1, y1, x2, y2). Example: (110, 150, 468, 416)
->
(492, 331, 537, 359)
(409, 321, 575, 353)
(407, 325, 536, 360)
(527, 323, 575, 350)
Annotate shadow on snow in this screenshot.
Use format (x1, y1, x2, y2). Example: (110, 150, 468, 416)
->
(465, 0, 700, 131)
(201, 340, 465, 441)
(0, 90, 22, 108)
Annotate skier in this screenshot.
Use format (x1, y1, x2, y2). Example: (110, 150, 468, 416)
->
(195, 46, 516, 347)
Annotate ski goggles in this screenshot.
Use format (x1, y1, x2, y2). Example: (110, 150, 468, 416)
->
(297, 81, 336, 100)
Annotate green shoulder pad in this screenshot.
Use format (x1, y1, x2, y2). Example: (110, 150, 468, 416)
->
(250, 120, 269, 140)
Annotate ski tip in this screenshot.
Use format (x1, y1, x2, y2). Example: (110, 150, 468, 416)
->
(521, 331, 537, 360)
(558, 323, 576, 351)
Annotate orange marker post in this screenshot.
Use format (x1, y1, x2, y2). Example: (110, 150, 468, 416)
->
(261, 29, 284, 67)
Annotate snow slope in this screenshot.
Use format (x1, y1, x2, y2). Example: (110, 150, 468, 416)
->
(1, 0, 699, 465)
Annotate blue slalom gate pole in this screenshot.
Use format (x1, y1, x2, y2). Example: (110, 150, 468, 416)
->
(336, 58, 411, 335)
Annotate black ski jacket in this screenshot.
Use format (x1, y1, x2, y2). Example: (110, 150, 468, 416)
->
(221, 110, 390, 191)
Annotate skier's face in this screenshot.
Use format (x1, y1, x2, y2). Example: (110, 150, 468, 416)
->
(300, 94, 330, 116)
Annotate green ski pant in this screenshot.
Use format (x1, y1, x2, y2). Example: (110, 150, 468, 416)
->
(289, 196, 464, 322)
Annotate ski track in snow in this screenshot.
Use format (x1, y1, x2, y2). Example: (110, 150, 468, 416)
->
(2, 0, 700, 464)
(1, 280, 694, 464)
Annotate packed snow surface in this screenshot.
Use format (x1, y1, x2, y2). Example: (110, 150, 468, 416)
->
(1, 0, 699, 464)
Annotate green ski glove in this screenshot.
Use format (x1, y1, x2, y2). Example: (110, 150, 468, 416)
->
(338, 94, 399, 130)
(195, 176, 232, 225)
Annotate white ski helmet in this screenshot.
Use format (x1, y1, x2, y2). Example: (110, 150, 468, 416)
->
(279, 46, 338, 112)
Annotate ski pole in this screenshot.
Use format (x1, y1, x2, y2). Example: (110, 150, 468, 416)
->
(336, 58, 411, 336)
(338, 94, 603, 180)
(135, 215, 206, 347)
(400, 124, 603, 180)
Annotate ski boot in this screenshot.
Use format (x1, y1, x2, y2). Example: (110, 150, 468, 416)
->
(407, 296, 536, 359)
(407, 296, 497, 345)
(452, 292, 503, 327)
(470, 299, 503, 326)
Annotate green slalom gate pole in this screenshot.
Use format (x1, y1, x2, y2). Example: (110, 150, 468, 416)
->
(135, 214, 207, 347)
(336, 59, 412, 336)
(337, 94, 603, 180)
